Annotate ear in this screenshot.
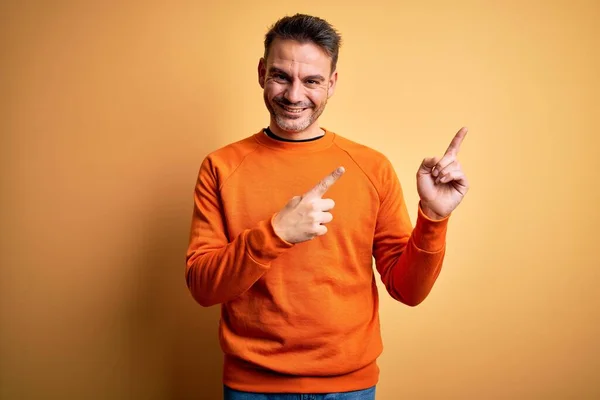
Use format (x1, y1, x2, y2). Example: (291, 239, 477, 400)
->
(327, 70, 338, 98)
(258, 58, 266, 88)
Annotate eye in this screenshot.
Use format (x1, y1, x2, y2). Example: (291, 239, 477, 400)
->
(274, 74, 288, 82)
(306, 79, 323, 86)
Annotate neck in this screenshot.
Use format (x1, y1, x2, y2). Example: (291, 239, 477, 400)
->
(268, 122, 325, 141)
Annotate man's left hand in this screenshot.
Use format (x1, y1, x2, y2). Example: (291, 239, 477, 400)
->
(417, 127, 470, 220)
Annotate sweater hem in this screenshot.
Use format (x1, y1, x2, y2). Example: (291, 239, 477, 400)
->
(223, 355, 379, 394)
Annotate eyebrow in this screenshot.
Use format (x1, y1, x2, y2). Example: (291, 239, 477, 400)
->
(268, 67, 326, 82)
(304, 74, 326, 82)
(268, 67, 289, 77)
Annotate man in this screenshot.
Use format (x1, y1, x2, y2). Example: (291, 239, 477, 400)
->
(186, 13, 469, 400)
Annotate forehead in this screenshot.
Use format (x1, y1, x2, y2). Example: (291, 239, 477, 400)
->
(266, 38, 331, 75)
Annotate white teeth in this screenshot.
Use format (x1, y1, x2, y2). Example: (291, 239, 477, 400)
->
(282, 105, 305, 113)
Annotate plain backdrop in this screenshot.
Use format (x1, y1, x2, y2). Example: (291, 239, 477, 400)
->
(1, 1, 599, 399)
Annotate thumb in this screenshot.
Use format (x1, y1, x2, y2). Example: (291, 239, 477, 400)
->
(418, 156, 440, 175)
(287, 195, 302, 208)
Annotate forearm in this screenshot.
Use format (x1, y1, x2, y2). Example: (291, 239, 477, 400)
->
(382, 206, 449, 306)
(385, 242, 445, 306)
(186, 217, 293, 307)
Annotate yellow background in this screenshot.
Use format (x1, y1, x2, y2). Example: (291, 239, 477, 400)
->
(1, 1, 599, 399)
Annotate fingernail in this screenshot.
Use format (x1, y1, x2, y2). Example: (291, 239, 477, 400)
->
(433, 170, 438, 177)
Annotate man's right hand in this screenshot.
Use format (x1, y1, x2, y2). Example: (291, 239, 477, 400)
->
(272, 166, 345, 244)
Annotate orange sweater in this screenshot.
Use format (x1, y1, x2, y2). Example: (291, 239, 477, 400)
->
(186, 128, 449, 393)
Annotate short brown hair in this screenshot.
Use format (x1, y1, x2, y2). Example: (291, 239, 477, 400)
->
(264, 14, 342, 73)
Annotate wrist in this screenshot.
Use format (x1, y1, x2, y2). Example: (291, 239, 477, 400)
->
(271, 213, 284, 239)
(271, 213, 291, 244)
(419, 202, 446, 220)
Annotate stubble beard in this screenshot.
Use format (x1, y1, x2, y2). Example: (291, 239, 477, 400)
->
(265, 93, 328, 133)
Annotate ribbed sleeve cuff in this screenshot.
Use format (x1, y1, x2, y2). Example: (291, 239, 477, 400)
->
(412, 204, 450, 252)
(246, 216, 294, 265)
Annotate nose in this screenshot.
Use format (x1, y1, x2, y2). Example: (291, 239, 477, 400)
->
(284, 79, 304, 104)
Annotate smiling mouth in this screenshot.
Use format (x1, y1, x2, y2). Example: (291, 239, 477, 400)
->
(278, 103, 307, 114)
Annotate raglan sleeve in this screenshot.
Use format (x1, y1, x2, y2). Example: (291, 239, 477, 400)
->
(185, 156, 294, 307)
(372, 157, 450, 306)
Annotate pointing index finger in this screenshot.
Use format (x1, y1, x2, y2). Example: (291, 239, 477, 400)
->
(444, 127, 468, 156)
(305, 166, 345, 198)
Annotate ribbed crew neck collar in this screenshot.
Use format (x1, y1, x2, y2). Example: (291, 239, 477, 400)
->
(254, 128, 335, 152)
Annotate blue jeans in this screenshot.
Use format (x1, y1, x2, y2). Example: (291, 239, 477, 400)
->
(223, 385, 376, 400)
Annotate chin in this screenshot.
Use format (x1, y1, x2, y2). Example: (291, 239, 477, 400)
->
(275, 117, 312, 133)
(278, 125, 311, 134)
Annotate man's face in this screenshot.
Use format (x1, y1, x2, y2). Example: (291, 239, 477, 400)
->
(258, 39, 337, 134)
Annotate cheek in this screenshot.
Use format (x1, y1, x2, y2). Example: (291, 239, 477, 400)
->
(265, 81, 285, 97)
(307, 89, 328, 106)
